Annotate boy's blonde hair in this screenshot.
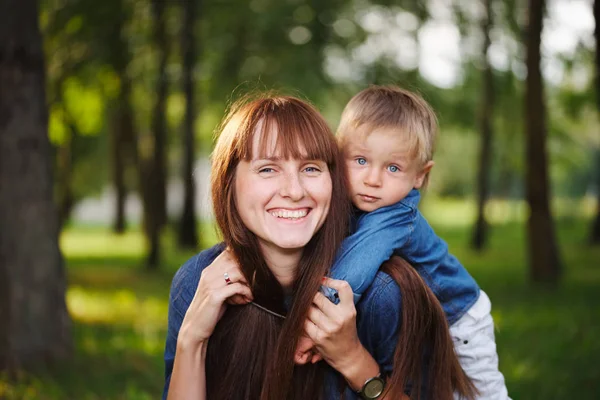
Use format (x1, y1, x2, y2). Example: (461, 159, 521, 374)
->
(337, 85, 438, 167)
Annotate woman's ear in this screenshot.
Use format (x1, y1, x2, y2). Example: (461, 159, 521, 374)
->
(414, 161, 434, 189)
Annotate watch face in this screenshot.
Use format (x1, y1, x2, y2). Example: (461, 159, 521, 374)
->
(364, 377, 385, 398)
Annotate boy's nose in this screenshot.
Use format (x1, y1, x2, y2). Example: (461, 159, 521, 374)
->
(364, 168, 382, 187)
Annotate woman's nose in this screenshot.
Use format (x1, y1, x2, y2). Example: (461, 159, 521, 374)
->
(280, 172, 305, 200)
(364, 167, 382, 187)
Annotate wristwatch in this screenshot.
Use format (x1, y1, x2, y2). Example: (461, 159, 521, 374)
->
(357, 373, 385, 399)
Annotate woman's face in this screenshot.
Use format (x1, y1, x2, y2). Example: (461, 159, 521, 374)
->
(234, 125, 332, 256)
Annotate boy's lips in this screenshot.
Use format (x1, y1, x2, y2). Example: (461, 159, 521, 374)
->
(357, 194, 380, 203)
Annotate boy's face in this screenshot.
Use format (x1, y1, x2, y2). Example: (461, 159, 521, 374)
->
(343, 126, 433, 212)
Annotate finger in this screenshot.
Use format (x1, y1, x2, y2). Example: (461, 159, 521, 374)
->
(296, 335, 316, 354)
(311, 352, 323, 364)
(307, 306, 335, 336)
(226, 293, 252, 305)
(208, 251, 249, 285)
(212, 282, 253, 304)
(312, 291, 340, 319)
(303, 319, 321, 344)
(322, 278, 354, 300)
(294, 350, 310, 365)
(215, 268, 249, 287)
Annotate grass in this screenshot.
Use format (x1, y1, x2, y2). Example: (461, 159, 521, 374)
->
(1, 202, 599, 399)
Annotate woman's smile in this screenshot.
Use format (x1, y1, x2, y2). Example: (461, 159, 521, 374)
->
(269, 207, 311, 221)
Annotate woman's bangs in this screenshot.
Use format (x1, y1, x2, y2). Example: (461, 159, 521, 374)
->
(243, 99, 337, 164)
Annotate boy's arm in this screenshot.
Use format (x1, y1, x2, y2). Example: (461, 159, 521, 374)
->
(325, 204, 414, 304)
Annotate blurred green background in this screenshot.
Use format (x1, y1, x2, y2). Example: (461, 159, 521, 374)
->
(1, 0, 600, 398)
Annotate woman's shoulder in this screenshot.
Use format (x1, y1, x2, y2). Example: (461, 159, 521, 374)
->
(170, 243, 226, 303)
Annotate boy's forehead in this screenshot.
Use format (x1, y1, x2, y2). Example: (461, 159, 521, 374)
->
(344, 127, 418, 160)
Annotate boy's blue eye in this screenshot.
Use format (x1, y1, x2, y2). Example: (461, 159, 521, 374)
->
(388, 165, 399, 173)
(356, 158, 367, 166)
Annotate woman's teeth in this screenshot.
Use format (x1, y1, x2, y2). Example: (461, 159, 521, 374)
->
(270, 209, 308, 219)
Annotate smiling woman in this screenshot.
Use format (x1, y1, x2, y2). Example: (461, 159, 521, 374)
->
(164, 94, 355, 400)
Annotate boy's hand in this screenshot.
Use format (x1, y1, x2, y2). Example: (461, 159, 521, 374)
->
(294, 334, 323, 364)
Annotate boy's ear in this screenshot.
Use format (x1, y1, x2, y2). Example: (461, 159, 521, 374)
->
(414, 161, 435, 189)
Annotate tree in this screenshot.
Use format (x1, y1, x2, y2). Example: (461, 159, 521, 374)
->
(150, 0, 169, 230)
(108, 0, 137, 234)
(591, 0, 600, 245)
(524, 0, 562, 283)
(0, 0, 71, 369)
(178, 0, 199, 250)
(472, 0, 495, 250)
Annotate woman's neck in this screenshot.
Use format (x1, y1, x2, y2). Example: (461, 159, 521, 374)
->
(259, 244, 302, 294)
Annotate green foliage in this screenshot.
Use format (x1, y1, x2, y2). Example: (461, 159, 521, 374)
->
(38, 0, 600, 207)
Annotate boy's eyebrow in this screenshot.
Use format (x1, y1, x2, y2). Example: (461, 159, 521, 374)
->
(346, 143, 370, 152)
(390, 153, 409, 160)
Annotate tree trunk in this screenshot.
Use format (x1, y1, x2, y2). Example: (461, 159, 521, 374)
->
(0, 0, 72, 370)
(472, 0, 494, 251)
(141, 156, 161, 270)
(178, 0, 199, 250)
(109, 7, 133, 235)
(525, 0, 562, 283)
(151, 0, 169, 229)
(106, 3, 160, 268)
(110, 108, 127, 234)
(590, 0, 600, 245)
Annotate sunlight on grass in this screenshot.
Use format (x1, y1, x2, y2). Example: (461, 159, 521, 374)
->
(421, 196, 595, 227)
(67, 286, 167, 356)
(60, 230, 146, 258)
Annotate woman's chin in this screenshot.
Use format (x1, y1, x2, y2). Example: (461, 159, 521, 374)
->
(273, 238, 312, 250)
(259, 234, 313, 252)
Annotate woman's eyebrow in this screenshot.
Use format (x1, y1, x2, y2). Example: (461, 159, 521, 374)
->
(251, 156, 282, 162)
(251, 156, 324, 163)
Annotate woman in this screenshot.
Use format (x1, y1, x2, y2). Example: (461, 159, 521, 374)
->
(163, 94, 475, 399)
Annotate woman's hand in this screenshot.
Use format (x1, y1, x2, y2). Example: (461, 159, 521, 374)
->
(178, 249, 254, 347)
(303, 278, 362, 371)
(304, 277, 382, 392)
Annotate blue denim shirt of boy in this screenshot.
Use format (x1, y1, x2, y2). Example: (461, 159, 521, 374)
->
(328, 189, 480, 325)
(162, 244, 410, 400)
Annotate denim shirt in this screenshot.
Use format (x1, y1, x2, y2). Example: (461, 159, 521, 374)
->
(329, 189, 479, 325)
(162, 244, 404, 399)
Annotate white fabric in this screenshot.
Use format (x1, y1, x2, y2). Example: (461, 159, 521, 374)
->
(450, 290, 511, 400)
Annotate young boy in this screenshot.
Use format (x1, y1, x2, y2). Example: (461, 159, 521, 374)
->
(307, 86, 510, 399)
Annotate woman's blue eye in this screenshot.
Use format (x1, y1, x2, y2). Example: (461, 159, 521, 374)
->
(356, 158, 367, 165)
(304, 166, 320, 173)
(388, 165, 399, 173)
(259, 168, 274, 173)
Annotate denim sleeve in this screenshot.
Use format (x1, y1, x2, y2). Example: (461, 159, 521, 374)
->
(162, 245, 223, 400)
(356, 271, 403, 375)
(328, 203, 415, 304)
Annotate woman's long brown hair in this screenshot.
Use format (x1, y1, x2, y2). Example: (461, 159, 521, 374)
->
(208, 93, 351, 400)
(381, 257, 478, 400)
(207, 93, 475, 399)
